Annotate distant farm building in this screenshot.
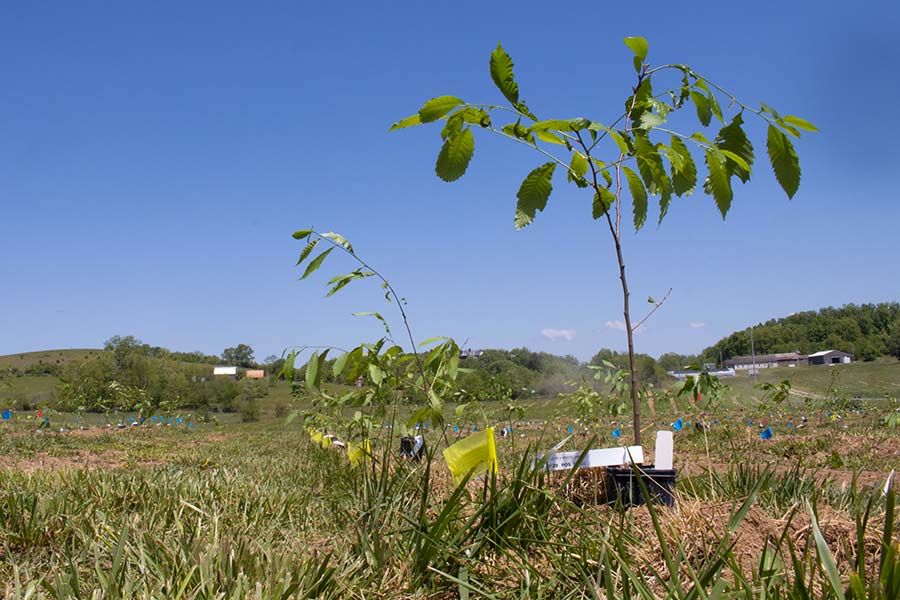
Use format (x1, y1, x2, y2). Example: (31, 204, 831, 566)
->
(213, 366, 238, 377)
(460, 348, 485, 359)
(807, 350, 853, 365)
(725, 352, 806, 370)
(669, 368, 735, 380)
(245, 369, 265, 379)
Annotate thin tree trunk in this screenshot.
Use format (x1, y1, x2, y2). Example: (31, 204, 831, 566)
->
(612, 233, 641, 447)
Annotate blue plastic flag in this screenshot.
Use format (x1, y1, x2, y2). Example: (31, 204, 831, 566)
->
(787, 421, 794, 428)
(686, 421, 692, 427)
(472, 426, 478, 432)
(1, 409, 11, 420)
(612, 428, 621, 439)
(167, 418, 173, 424)
(747, 420, 753, 426)
(176, 418, 183, 424)
(671, 418, 683, 431)
(453, 426, 459, 433)
(567, 425, 573, 433)
(188, 423, 194, 428)
(760, 426, 773, 440)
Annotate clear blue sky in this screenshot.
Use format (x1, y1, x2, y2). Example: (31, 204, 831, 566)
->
(2, 1, 898, 362)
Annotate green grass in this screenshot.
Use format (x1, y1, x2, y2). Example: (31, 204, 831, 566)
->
(0, 349, 101, 371)
(2, 407, 899, 597)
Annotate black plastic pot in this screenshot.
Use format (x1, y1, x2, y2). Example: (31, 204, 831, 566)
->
(605, 465, 677, 507)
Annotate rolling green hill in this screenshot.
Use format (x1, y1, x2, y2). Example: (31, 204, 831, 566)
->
(0, 349, 102, 371)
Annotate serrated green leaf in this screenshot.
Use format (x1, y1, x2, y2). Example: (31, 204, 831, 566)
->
(623, 36, 648, 62)
(593, 188, 615, 219)
(530, 118, 585, 132)
(535, 130, 565, 145)
(634, 135, 672, 198)
(282, 350, 295, 381)
(436, 128, 475, 182)
(627, 79, 654, 130)
(292, 229, 313, 240)
(766, 125, 800, 199)
(690, 91, 712, 127)
(715, 112, 754, 183)
(623, 166, 648, 229)
(418, 96, 464, 123)
(305, 350, 319, 390)
(300, 248, 333, 280)
(490, 43, 519, 106)
(569, 152, 588, 182)
(670, 136, 697, 197)
(514, 162, 555, 229)
(638, 112, 665, 130)
(332, 352, 349, 378)
(782, 115, 818, 132)
(389, 114, 422, 132)
(704, 148, 732, 218)
(296, 238, 319, 265)
(321, 231, 354, 253)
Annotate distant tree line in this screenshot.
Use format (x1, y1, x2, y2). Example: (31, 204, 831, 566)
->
(700, 303, 900, 363)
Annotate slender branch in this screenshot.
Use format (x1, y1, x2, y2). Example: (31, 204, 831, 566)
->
(312, 234, 429, 396)
(630, 287, 672, 333)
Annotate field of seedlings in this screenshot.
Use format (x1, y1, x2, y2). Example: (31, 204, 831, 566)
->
(1, 396, 898, 599)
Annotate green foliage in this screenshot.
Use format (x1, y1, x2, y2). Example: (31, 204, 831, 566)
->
(394, 37, 814, 445)
(702, 302, 900, 362)
(767, 124, 801, 198)
(514, 162, 555, 229)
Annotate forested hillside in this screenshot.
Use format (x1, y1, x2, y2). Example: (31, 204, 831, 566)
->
(701, 303, 900, 362)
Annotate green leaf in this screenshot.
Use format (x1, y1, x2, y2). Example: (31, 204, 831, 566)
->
(321, 231, 354, 253)
(704, 148, 733, 218)
(638, 112, 665, 130)
(634, 135, 672, 197)
(490, 43, 519, 106)
(296, 238, 319, 265)
(623, 36, 648, 60)
(623, 37, 648, 72)
(332, 352, 350, 378)
(418, 96, 464, 123)
(593, 188, 615, 219)
(300, 248, 333, 280)
(588, 122, 629, 154)
(690, 91, 712, 127)
(714, 113, 754, 183)
(669, 136, 697, 197)
(281, 350, 295, 381)
(292, 229, 313, 240)
(623, 166, 648, 230)
(766, 124, 800, 199)
(305, 351, 319, 390)
(435, 128, 475, 182)
(535, 130, 565, 145)
(530, 118, 585, 132)
(782, 115, 818, 132)
(514, 162, 555, 229)
(568, 152, 588, 186)
(389, 114, 422, 132)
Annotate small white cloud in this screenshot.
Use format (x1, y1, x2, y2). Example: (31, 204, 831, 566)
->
(541, 328, 576, 341)
(604, 320, 645, 334)
(689, 322, 706, 329)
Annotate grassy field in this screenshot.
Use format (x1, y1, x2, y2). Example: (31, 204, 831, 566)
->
(0, 349, 101, 371)
(1, 392, 899, 598)
(702, 358, 900, 405)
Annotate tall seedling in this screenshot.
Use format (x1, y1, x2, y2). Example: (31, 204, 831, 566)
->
(394, 38, 815, 445)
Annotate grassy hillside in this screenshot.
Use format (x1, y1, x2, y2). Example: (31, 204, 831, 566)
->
(0, 348, 101, 370)
(698, 357, 900, 405)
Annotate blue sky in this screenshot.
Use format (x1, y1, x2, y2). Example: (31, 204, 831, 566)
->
(2, 1, 898, 362)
